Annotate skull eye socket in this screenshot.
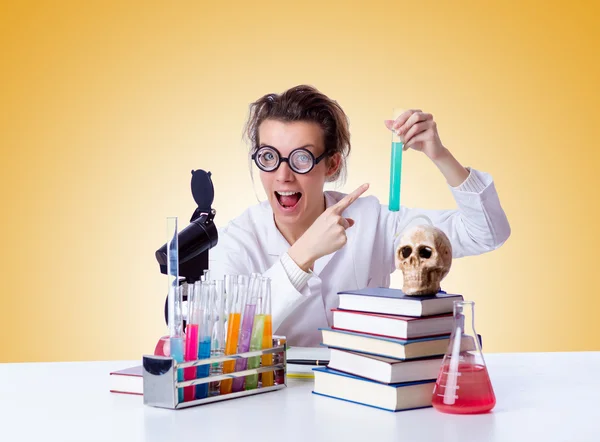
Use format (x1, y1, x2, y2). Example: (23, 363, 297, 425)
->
(418, 246, 433, 259)
(400, 246, 412, 259)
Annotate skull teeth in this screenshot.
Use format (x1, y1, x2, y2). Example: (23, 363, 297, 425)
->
(404, 275, 426, 281)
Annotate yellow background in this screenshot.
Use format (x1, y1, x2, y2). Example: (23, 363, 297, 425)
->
(1, 0, 598, 363)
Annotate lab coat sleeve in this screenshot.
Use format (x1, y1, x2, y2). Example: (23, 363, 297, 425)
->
(208, 228, 313, 333)
(263, 255, 314, 332)
(385, 167, 511, 268)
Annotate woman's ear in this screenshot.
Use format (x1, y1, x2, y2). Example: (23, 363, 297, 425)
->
(325, 152, 342, 177)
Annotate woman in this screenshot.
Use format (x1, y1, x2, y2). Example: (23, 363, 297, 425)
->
(209, 85, 510, 346)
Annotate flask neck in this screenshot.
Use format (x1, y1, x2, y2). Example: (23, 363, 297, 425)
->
(453, 301, 477, 338)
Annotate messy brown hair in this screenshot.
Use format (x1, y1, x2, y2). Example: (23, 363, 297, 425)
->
(244, 84, 351, 184)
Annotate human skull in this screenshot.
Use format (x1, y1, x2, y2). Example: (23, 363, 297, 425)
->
(395, 224, 452, 296)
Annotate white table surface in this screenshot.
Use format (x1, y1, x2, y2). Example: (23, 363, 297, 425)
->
(2, 352, 599, 442)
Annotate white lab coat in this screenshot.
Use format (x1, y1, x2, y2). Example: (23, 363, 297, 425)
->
(208, 168, 510, 346)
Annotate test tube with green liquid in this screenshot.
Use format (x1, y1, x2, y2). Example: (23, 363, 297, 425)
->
(245, 278, 269, 390)
(389, 107, 404, 211)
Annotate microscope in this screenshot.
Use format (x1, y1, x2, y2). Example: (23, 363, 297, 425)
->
(155, 169, 219, 328)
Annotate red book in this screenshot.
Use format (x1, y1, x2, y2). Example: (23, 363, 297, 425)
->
(109, 365, 143, 396)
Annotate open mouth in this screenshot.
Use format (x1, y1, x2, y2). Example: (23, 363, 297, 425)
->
(275, 191, 302, 209)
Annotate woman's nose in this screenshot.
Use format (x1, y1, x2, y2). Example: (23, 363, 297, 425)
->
(275, 161, 295, 181)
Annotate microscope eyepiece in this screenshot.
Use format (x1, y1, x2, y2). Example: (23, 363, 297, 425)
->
(155, 169, 218, 283)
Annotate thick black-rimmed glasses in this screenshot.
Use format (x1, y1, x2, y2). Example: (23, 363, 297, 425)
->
(251, 146, 329, 174)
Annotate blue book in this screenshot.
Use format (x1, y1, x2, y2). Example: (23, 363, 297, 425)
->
(337, 287, 463, 317)
(312, 366, 435, 412)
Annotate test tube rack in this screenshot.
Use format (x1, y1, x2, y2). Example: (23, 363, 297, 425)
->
(142, 343, 287, 409)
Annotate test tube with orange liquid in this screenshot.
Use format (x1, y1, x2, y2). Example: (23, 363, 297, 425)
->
(260, 278, 273, 387)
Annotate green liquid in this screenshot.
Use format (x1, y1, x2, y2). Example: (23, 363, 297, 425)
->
(389, 141, 403, 211)
(245, 314, 266, 390)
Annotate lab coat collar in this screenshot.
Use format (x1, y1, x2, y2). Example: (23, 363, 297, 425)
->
(266, 192, 338, 277)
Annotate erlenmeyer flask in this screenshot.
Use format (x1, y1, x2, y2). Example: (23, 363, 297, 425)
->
(432, 300, 496, 414)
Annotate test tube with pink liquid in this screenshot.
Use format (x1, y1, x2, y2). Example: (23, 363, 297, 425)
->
(183, 283, 199, 402)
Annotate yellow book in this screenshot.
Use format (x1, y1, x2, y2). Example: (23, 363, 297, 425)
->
(286, 347, 330, 379)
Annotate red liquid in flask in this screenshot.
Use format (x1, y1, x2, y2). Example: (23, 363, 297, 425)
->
(432, 362, 496, 414)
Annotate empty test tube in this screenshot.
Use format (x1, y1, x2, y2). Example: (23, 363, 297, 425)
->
(209, 280, 226, 396)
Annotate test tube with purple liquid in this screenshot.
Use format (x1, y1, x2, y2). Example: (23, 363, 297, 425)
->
(231, 274, 260, 392)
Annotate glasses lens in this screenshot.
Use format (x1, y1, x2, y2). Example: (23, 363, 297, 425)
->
(290, 149, 314, 173)
(255, 147, 279, 171)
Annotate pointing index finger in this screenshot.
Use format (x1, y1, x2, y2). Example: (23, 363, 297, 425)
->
(331, 183, 370, 213)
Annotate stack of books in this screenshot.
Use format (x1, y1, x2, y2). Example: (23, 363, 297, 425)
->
(312, 287, 463, 412)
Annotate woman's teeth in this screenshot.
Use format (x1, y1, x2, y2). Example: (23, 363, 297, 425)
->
(275, 191, 302, 208)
